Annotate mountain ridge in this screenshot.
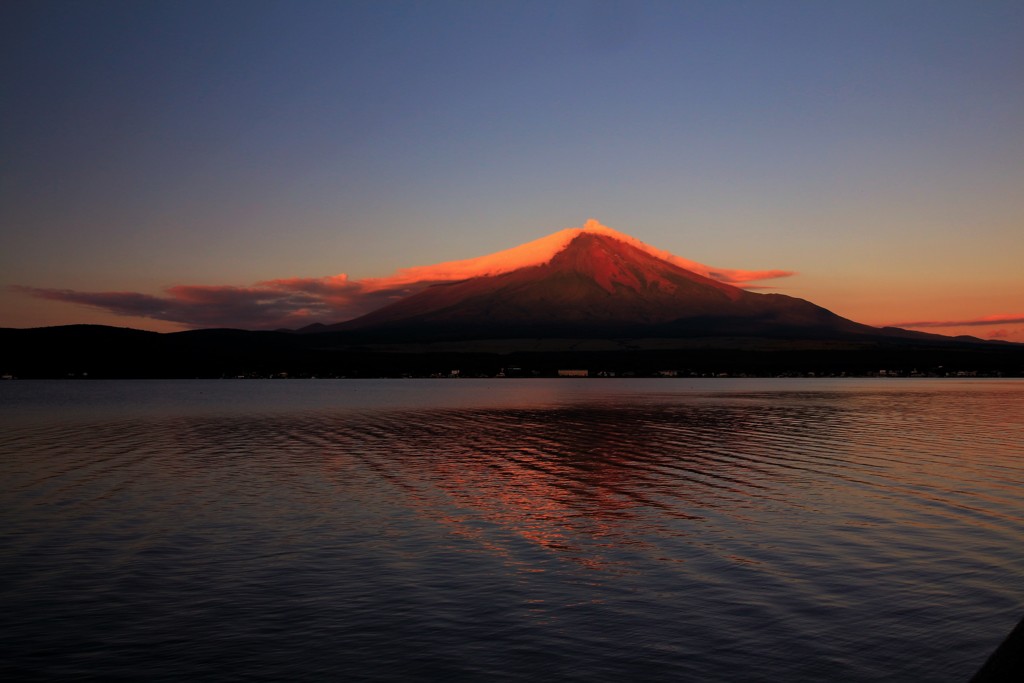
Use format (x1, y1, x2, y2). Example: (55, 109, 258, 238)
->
(2, 322, 1020, 380)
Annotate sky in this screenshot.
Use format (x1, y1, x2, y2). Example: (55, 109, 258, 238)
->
(2, 0, 1023, 340)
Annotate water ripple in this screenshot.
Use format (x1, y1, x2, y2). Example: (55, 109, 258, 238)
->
(1, 379, 1023, 681)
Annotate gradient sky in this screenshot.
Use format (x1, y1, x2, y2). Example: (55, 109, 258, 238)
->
(3, 1, 1023, 339)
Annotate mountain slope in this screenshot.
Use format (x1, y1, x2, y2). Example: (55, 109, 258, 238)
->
(337, 231, 877, 340)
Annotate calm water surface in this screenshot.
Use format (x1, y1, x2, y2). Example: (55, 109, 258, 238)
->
(1, 379, 1022, 681)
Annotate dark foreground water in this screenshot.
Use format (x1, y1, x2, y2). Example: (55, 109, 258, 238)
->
(1, 379, 1022, 682)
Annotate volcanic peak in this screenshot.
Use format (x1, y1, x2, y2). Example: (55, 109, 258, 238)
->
(545, 230, 742, 300)
(361, 219, 793, 292)
(340, 228, 786, 332)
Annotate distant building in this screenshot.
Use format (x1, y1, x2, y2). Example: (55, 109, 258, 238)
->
(558, 369, 588, 377)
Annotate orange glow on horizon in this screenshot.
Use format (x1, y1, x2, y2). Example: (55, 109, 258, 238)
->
(889, 313, 1024, 329)
(880, 313, 1024, 342)
(10, 219, 1019, 339)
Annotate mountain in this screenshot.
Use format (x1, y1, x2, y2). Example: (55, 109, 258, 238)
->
(6, 223, 1020, 378)
(332, 226, 883, 341)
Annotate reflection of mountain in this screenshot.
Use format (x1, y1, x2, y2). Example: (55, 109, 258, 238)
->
(313, 400, 838, 571)
(327, 227, 923, 343)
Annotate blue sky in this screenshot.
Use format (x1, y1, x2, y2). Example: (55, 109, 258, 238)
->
(3, 1, 1023, 337)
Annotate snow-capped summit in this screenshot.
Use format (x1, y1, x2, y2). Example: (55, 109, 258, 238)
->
(336, 223, 872, 340)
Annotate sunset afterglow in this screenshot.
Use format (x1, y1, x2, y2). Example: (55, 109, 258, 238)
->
(2, 3, 1022, 341)
(3, 5, 1024, 677)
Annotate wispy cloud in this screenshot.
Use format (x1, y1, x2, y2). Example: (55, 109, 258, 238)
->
(892, 314, 1024, 328)
(11, 276, 442, 330)
(12, 284, 333, 329)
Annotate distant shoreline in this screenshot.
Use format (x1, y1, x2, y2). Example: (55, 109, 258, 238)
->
(3, 325, 1022, 380)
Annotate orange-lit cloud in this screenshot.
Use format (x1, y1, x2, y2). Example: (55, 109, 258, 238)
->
(891, 314, 1024, 328)
(11, 220, 796, 329)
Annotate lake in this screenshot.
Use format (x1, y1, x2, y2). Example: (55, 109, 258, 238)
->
(1, 378, 1022, 681)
